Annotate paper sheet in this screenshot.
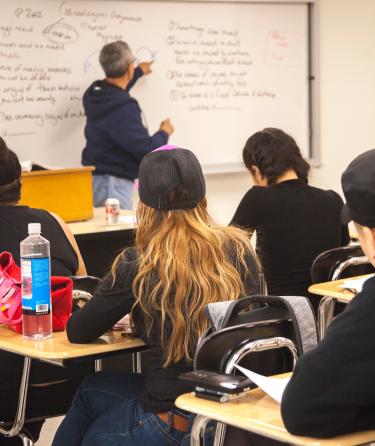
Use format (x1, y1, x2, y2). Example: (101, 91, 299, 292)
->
(339, 274, 375, 293)
(235, 365, 290, 403)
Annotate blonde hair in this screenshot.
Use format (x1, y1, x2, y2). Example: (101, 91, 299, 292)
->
(114, 199, 260, 367)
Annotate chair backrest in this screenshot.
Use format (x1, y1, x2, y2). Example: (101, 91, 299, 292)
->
(195, 295, 317, 377)
(71, 276, 100, 311)
(311, 245, 374, 284)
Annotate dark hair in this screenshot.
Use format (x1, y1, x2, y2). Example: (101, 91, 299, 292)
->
(243, 128, 310, 185)
(0, 137, 22, 203)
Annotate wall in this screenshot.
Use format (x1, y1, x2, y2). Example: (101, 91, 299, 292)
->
(200, 0, 375, 225)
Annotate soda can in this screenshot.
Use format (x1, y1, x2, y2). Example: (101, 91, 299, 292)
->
(105, 198, 120, 224)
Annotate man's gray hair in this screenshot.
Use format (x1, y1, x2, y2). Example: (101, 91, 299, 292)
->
(99, 41, 134, 78)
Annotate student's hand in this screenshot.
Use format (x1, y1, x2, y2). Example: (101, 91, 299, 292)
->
(160, 118, 174, 135)
(138, 61, 153, 75)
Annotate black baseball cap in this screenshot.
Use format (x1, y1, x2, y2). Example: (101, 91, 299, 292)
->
(341, 149, 375, 227)
(138, 146, 206, 210)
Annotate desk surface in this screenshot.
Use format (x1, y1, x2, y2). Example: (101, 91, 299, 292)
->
(176, 384, 375, 446)
(68, 207, 136, 236)
(349, 222, 358, 240)
(0, 326, 145, 361)
(308, 274, 374, 303)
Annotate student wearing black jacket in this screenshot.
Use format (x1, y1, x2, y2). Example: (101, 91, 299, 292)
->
(0, 138, 90, 445)
(53, 147, 261, 446)
(231, 128, 349, 311)
(82, 41, 174, 209)
(281, 149, 375, 437)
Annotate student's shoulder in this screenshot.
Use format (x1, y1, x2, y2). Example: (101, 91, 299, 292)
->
(100, 248, 138, 292)
(307, 185, 344, 205)
(240, 186, 269, 203)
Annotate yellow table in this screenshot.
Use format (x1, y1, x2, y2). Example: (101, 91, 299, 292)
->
(176, 381, 375, 446)
(0, 326, 146, 441)
(308, 274, 372, 339)
(67, 207, 137, 277)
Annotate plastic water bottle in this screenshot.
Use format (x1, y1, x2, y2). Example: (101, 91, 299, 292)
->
(20, 223, 52, 340)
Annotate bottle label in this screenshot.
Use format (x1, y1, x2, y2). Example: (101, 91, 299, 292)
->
(21, 257, 51, 315)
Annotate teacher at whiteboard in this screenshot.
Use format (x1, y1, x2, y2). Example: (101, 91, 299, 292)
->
(82, 41, 174, 210)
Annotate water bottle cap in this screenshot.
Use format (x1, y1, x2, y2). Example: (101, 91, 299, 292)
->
(28, 223, 41, 234)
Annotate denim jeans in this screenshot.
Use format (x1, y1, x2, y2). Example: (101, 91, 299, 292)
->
(52, 372, 193, 446)
(93, 175, 134, 210)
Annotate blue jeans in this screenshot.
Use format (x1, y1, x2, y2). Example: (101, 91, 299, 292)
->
(93, 175, 134, 210)
(52, 372, 192, 446)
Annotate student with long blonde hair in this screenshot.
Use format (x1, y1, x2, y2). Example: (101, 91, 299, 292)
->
(53, 147, 261, 446)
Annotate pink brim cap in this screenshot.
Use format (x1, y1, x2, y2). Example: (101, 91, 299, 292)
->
(152, 145, 179, 152)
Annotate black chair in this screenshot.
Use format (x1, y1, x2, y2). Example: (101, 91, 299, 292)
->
(191, 295, 317, 446)
(311, 245, 374, 339)
(71, 275, 101, 312)
(311, 244, 373, 284)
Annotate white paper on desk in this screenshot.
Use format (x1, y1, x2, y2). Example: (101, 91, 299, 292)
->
(235, 365, 290, 403)
(339, 274, 375, 293)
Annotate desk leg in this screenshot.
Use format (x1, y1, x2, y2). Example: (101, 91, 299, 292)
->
(190, 415, 210, 446)
(19, 432, 34, 446)
(318, 296, 335, 340)
(132, 352, 142, 373)
(95, 359, 103, 372)
(0, 356, 31, 438)
(213, 423, 226, 446)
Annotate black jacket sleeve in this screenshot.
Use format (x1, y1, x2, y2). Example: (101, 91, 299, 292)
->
(281, 277, 375, 437)
(67, 253, 137, 344)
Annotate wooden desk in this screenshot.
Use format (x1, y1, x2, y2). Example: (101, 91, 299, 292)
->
(0, 325, 146, 440)
(68, 207, 136, 277)
(349, 222, 358, 240)
(176, 384, 375, 446)
(0, 326, 145, 365)
(68, 207, 136, 236)
(308, 274, 372, 340)
(308, 277, 360, 303)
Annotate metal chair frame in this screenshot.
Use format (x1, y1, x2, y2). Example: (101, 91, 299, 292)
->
(318, 256, 370, 340)
(190, 336, 298, 446)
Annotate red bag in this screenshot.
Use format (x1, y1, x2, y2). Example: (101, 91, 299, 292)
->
(0, 252, 73, 334)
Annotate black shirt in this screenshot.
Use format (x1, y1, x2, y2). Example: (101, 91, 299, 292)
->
(281, 276, 375, 438)
(0, 204, 78, 276)
(66, 247, 260, 413)
(231, 179, 350, 298)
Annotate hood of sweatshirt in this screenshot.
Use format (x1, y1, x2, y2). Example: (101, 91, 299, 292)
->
(83, 80, 133, 121)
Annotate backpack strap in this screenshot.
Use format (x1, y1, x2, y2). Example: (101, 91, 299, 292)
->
(276, 295, 318, 354)
(205, 301, 236, 331)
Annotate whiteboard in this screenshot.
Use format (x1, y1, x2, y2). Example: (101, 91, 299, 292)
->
(0, 0, 310, 173)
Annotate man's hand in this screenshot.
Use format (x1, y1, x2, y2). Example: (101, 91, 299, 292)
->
(138, 61, 153, 75)
(160, 118, 174, 135)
